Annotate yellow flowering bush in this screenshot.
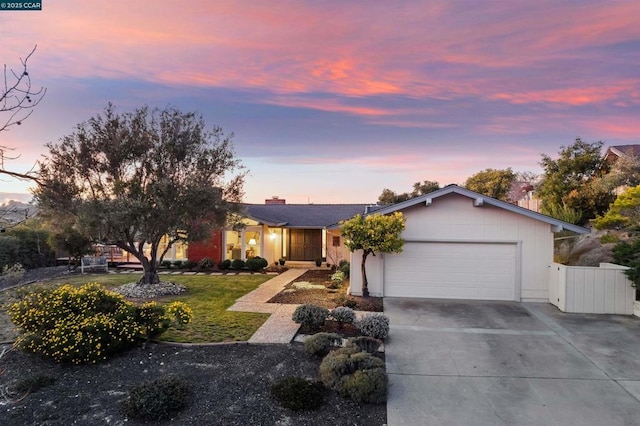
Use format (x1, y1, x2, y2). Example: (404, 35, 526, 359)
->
(8, 283, 193, 364)
(166, 301, 193, 325)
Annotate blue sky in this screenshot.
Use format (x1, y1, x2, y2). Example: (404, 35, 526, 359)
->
(1, 0, 639, 204)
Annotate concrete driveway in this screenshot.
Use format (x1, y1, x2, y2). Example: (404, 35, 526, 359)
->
(384, 298, 640, 426)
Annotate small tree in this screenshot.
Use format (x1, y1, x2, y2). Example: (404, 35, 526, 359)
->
(340, 212, 405, 297)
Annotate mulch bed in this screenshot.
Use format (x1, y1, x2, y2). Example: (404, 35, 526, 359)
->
(1, 342, 386, 426)
(267, 269, 384, 312)
(299, 321, 362, 338)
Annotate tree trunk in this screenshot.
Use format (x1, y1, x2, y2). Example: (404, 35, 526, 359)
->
(136, 256, 161, 285)
(361, 250, 370, 297)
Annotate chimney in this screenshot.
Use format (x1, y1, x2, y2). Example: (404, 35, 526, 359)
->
(265, 196, 286, 205)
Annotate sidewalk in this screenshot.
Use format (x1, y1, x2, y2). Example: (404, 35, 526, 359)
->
(228, 268, 307, 344)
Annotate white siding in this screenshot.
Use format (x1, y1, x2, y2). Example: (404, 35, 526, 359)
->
(353, 193, 554, 301)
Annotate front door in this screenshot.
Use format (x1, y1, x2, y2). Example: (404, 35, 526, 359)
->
(288, 229, 322, 261)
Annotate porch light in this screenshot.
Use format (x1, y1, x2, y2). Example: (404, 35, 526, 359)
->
(248, 238, 257, 245)
(269, 232, 277, 240)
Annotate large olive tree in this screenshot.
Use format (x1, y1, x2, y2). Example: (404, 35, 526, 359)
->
(34, 104, 245, 285)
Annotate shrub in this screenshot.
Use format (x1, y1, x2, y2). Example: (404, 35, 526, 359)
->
(219, 259, 231, 270)
(303, 332, 342, 357)
(334, 295, 358, 310)
(330, 306, 355, 329)
(271, 376, 325, 411)
(246, 256, 268, 272)
(11, 374, 56, 394)
(123, 375, 190, 421)
(292, 304, 329, 331)
(173, 260, 186, 269)
(319, 347, 387, 404)
(8, 283, 192, 364)
(338, 260, 350, 278)
(599, 233, 619, 244)
(1, 263, 25, 282)
(198, 257, 215, 270)
(348, 336, 382, 354)
(166, 301, 194, 325)
(231, 259, 245, 270)
(331, 270, 345, 285)
(161, 260, 173, 269)
(613, 238, 640, 287)
(339, 367, 387, 404)
(183, 260, 198, 270)
(357, 313, 390, 340)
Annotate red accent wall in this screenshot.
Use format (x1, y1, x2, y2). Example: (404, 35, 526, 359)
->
(188, 230, 223, 263)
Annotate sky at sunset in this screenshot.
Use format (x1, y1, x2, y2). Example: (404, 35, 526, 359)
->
(1, 0, 639, 204)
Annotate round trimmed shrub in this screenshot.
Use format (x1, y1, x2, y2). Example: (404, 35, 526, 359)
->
(357, 313, 390, 339)
(348, 336, 382, 354)
(219, 259, 231, 270)
(231, 259, 245, 270)
(304, 332, 342, 357)
(330, 306, 356, 328)
(338, 367, 387, 404)
(319, 347, 387, 404)
(292, 304, 329, 331)
(198, 257, 215, 270)
(271, 376, 325, 411)
(246, 256, 268, 272)
(123, 375, 190, 421)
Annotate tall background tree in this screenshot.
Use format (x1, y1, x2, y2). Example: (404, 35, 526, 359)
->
(464, 168, 516, 201)
(536, 138, 613, 225)
(340, 212, 405, 297)
(34, 104, 245, 285)
(377, 180, 440, 204)
(593, 184, 640, 286)
(1, 46, 46, 182)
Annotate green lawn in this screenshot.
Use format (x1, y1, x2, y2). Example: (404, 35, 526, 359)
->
(0, 273, 272, 343)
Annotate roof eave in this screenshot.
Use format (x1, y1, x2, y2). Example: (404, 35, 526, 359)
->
(368, 185, 590, 234)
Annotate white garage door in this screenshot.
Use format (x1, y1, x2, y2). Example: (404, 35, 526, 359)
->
(384, 242, 518, 301)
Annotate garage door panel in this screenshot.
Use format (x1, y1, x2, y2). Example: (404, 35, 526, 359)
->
(385, 242, 517, 301)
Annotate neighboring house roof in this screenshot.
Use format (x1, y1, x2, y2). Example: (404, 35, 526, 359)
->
(242, 204, 382, 228)
(603, 144, 640, 162)
(360, 184, 589, 234)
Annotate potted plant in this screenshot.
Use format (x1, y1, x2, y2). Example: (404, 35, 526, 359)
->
(315, 257, 322, 267)
(279, 257, 286, 266)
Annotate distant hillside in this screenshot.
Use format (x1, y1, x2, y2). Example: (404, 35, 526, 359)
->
(0, 200, 38, 225)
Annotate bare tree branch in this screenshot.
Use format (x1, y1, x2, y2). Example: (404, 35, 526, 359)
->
(0, 45, 46, 183)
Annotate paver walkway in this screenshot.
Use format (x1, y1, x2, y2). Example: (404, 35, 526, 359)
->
(228, 268, 307, 344)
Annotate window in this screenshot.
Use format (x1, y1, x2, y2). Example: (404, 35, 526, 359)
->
(332, 236, 340, 247)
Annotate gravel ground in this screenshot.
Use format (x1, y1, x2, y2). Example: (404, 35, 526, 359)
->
(0, 266, 72, 291)
(1, 342, 387, 426)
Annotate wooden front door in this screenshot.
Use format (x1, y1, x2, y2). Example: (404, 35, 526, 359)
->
(288, 229, 322, 261)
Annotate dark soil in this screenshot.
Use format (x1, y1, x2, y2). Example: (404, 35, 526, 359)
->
(267, 270, 384, 312)
(299, 320, 362, 338)
(1, 342, 386, 426)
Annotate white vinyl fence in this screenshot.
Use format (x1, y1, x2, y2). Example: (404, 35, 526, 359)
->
(549, 262, 635, 315)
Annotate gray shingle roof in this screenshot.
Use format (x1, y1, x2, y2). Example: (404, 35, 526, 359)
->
(242, 204, 375, 228)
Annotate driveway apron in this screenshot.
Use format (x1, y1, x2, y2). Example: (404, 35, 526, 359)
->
(384, 298, 640, 426)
